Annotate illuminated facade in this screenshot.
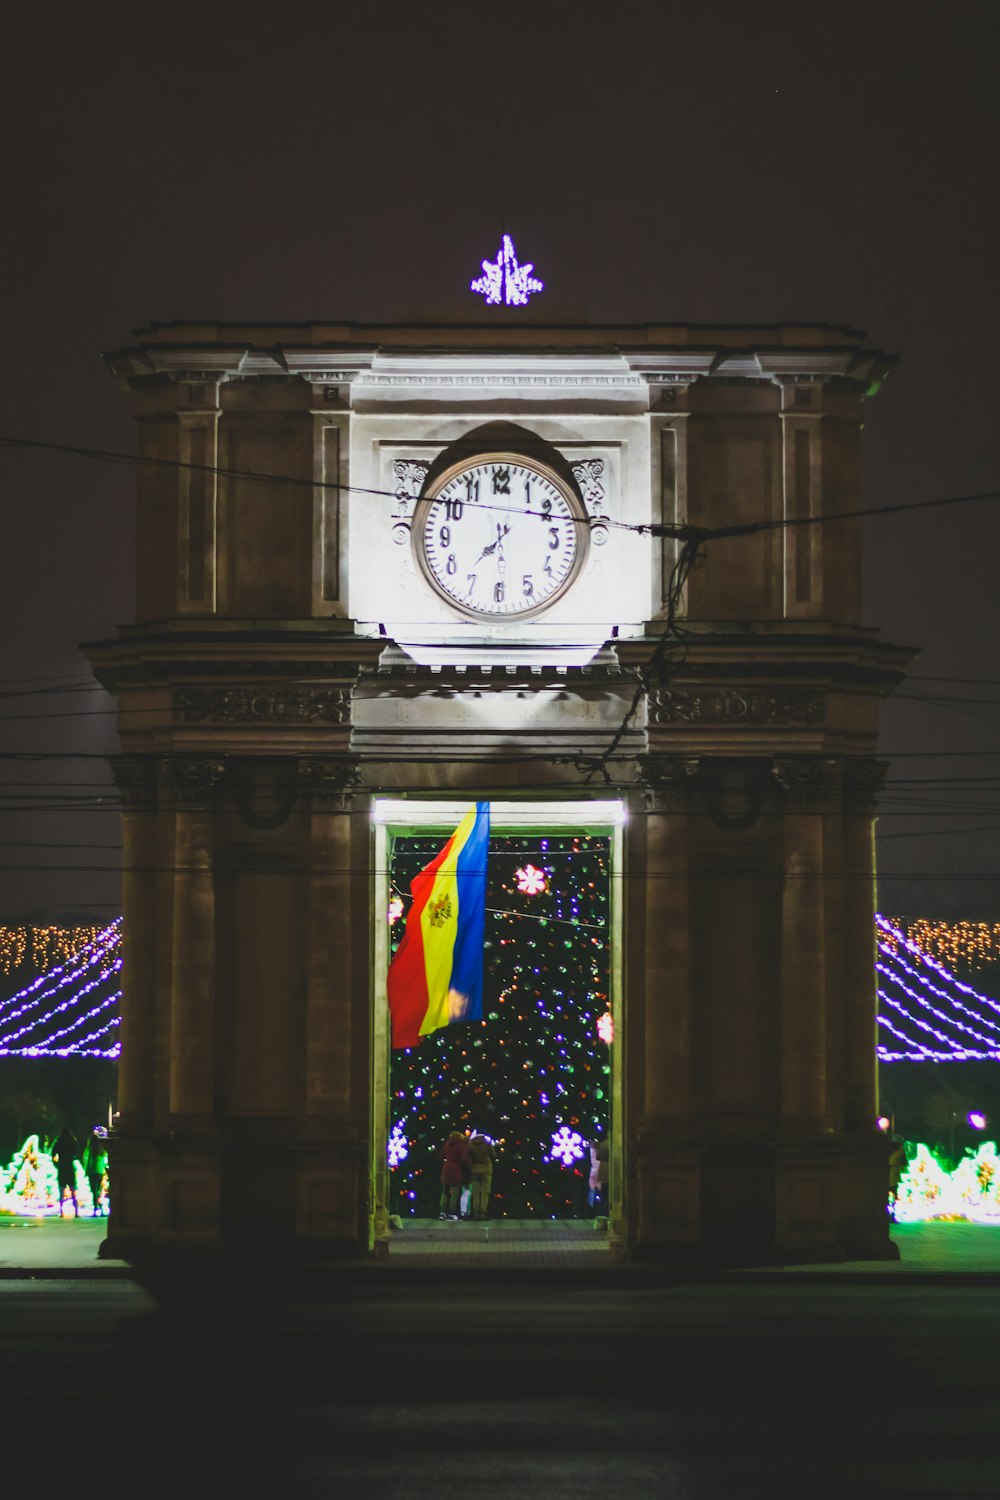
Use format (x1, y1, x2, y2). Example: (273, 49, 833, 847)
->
(86, 318, 912, 1265)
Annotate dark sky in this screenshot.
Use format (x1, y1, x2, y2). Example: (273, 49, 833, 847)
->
(1, 1, 998, 921)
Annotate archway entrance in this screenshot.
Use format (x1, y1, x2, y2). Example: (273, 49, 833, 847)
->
(371, 800, 625, 1257)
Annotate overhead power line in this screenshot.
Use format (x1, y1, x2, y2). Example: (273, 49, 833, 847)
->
(1, 433, 997, 542)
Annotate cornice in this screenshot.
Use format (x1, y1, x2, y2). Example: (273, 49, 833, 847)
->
(104, 323, 896, 394)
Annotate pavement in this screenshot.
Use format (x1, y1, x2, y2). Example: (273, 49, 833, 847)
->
(5, 1210, 1000, 1281)
(7, 1213, 1000, 1496)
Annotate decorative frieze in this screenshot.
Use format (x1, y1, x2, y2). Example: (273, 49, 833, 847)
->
(650, 687, 823, 727)
(301, 371, 364, 385)
(173, 687, 351, 726)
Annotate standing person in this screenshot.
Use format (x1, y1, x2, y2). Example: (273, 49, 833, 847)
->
(588, 1133, 608, 1213)
(83, 1127, 109, 1216)
(52, 1125, 79, 1217)
(439, 1130, 470, 1221)
(467, 1133, 495, 1221)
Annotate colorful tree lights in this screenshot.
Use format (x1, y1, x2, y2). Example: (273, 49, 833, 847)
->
(0, 1134, 109, 1217)
(388, 832, 610, 1218)
(893, 1140, 1000, 1224)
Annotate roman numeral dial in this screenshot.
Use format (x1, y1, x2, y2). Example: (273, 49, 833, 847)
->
(412, 454, 588, 620)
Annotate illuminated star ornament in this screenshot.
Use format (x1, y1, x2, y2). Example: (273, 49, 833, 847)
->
(515, 864, 548, 896)
(471, 234, 544, 306)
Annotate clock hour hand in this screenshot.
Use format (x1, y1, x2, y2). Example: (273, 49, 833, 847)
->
(470, 522, 510, 568)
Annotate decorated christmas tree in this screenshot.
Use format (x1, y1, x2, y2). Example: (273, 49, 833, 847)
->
(388, 832, 612, 1218)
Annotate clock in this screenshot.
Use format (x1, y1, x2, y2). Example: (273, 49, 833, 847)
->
(411, 453, 589, 620)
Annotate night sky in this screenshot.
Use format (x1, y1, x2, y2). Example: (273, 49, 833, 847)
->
(1, 2, 997, 920)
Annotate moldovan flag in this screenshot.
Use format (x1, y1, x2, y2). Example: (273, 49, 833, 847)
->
(388, 802, 491, 1049)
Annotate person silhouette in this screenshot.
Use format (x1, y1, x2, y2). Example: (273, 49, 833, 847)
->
(439, 1130, 470, 1220)
(52, 1125, 80, 1217)
(83, 1127, 109, 1216)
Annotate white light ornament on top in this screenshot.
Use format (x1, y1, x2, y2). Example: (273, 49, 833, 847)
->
(471, 235, 544, 307)
(411, 454, 588, 622)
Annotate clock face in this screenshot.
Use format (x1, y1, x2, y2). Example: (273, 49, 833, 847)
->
(412, 454, 588, 620)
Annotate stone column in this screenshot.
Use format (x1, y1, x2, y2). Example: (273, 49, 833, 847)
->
(300, 760, 361, 1116)
(110, 758, 158, 1125)
(837, 758, 897, 1259)
(631, 757, 701, 1256)
(295, 759, 367, 1253)
(162, 759, 224, 1118)
(773, 758, 838, 1127)
(102, 758, 160, 1259)
(841, 760, 886, 1131)
(638, 758, 699, 1120)
(769, 758, 841, 1259)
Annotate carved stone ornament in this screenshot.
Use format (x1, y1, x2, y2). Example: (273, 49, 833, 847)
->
(636, 755, 701, 811)
(159, 758, 226, 810)
(650, 687, 823, 727)
(701, 764, 772, 832)
(571, 458, 610, 546)
(173, 687, 351, 726)
(301, 371, 363, 385)
(771, 758, 840, 808)
(297, 758, 363, 810)
(392, 459, 430, 523)
(231, 762, 298, 832)
(110, 757, 158, 813)
(843, 758, 889, 816)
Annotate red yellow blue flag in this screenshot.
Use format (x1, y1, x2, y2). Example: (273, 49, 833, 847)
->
(388, 802, 491, 1050)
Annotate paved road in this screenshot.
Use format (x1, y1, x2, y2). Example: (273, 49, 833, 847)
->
(7, 1271, 1000, 1498)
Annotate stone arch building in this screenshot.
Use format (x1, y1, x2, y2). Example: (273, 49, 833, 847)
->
(86, 318, 911, 1266)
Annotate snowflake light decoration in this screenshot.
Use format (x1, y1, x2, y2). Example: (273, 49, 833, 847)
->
(515, 864, 548, 896)
(549, 1125, 585, 1166)
(471, 234, 544, 307)
(387, 1123, 409, 1167)
(597, 1011, 614, 1045)
(387, 895, 404, 924)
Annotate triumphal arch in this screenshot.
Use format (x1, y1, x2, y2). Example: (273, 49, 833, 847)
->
(86, 312, 910, 1266)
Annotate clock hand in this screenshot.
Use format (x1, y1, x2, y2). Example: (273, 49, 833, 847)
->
(494, 521, 509, 574)
(470, 522, 510, 568)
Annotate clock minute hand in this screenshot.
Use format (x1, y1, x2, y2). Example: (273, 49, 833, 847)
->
(494, 521, 509, 574)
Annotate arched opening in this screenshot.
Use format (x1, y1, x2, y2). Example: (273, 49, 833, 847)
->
(370, 799, 625, 1259)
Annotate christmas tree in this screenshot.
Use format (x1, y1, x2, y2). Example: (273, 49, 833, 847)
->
(388, 831, 611, 1218)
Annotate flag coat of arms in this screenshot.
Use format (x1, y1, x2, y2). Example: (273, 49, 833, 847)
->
(388, 803, 491, 1049)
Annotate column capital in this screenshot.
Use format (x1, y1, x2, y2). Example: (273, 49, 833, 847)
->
(771, 756, 840, 811)
(110, 756, 158, 812)
(635, 754, 701, 812)
(159, 757, 226, 811)
(298, 757, 362, 811)
(843, 757, 889, 816)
